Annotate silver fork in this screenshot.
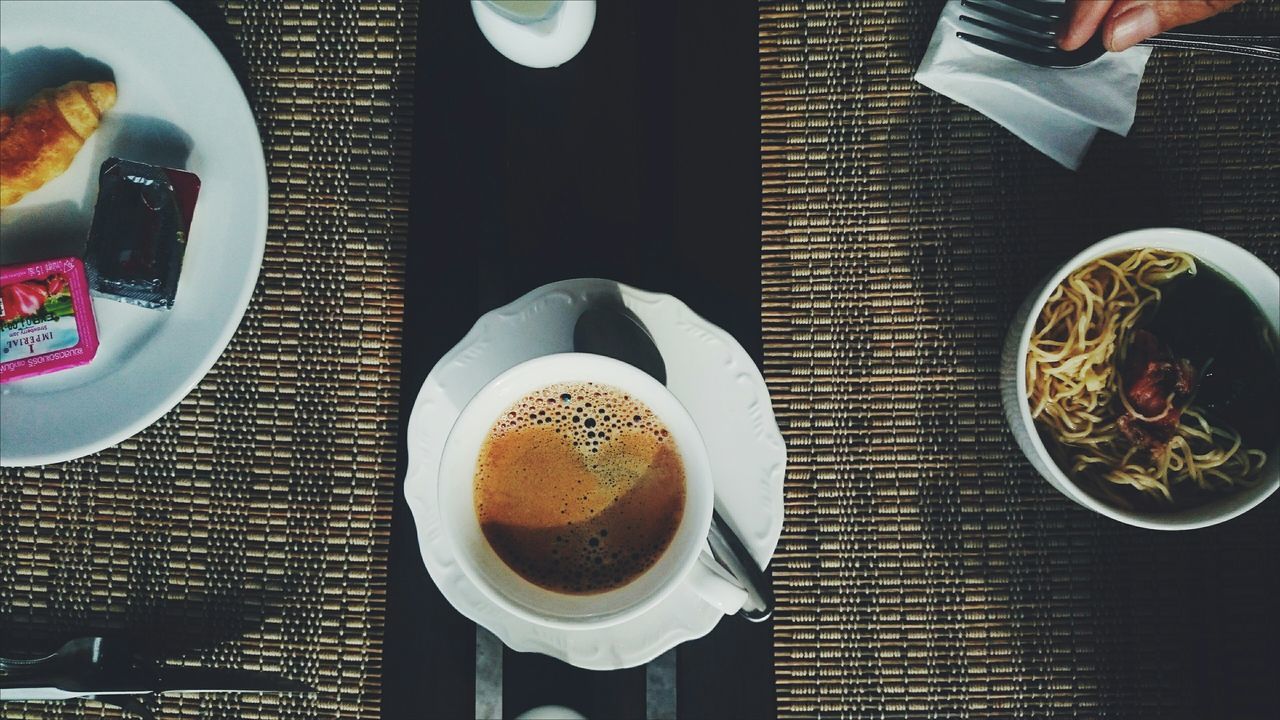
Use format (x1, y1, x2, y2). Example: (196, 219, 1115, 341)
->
(957, 0, 1280, 68)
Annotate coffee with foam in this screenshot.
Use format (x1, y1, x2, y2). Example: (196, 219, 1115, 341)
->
(474, 382, 686, 595)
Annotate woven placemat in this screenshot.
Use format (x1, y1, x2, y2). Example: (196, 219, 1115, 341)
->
(762, 1, 1280, 717)
(0, 2, 415, 718)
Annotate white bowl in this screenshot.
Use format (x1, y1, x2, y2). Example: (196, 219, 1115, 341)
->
(471, 0, 595, 69)
(1000, 228, 1280, 530)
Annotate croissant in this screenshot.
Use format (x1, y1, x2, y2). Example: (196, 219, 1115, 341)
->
(0, 80, 117, 208)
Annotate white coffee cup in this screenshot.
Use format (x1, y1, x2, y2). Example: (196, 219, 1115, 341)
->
(438, 352, 748, 629)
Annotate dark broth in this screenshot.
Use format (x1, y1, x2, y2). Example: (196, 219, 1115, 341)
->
(1146, 261, 1279, 449)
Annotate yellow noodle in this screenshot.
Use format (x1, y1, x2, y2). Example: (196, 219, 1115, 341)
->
(1026, 249, 1266, 504)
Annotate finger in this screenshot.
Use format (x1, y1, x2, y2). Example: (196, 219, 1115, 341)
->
(1103, 0, 1246, 52)
(1058, 0, 1117, 50)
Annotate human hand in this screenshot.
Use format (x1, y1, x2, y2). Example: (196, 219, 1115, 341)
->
(1059, 0, 1246, 52)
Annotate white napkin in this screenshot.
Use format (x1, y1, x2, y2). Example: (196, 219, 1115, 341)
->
(914, 0, 1152, 170)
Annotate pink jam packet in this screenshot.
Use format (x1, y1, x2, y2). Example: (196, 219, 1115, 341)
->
(0, 257, 100, 383)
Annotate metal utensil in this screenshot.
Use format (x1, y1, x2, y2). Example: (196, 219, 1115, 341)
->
(707, 509, 772, 622)
(573, 302, 773, 622)
(0, 637, 311, 719)
(957, 0, 1280, 68)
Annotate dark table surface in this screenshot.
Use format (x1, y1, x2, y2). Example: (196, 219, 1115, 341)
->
(382, 2, 766, 718)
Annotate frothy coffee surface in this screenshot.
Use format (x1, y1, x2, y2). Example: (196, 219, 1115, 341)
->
(474, 382, 686, 595)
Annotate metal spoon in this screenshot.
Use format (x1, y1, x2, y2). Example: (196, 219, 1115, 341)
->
(573, 302, 773, 622)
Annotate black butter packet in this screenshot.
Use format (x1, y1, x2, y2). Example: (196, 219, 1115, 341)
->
(85, 158, 201, 310)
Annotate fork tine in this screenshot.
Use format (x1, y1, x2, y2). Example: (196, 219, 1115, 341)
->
(959, 15, 1060, 50)
(960, 0, 1060, 35)
(957, 32, 1060, 66)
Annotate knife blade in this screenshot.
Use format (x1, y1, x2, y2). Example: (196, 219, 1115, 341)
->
(1, 637, 310, 706)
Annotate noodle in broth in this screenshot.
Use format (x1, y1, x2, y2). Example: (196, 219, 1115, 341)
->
(1027, 249, 1267, 506)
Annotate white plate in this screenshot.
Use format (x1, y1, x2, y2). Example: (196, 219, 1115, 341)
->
(405, 279, 786, 670)
(0, 0, 267, 466)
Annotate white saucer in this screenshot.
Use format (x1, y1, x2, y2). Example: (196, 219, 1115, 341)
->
(404, 279, 785, 670)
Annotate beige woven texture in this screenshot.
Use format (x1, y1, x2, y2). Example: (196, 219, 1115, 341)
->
(763, 1, 1280, 717)
(1, 2, 415, 718)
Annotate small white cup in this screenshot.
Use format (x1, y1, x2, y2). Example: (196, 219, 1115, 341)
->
(1001, 228, 1280, 530)
(438, 353, 748, 629)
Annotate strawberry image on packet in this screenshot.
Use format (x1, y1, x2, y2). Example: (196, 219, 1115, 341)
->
(0, 257, 100, 383)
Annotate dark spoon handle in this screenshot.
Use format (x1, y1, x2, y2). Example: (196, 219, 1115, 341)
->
(708, 510, 773, 622)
